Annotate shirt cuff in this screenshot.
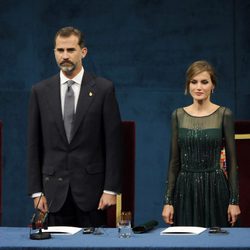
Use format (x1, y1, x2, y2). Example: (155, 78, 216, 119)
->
(104, 190, 117, 195)
(31, 192, 43, 198)
(32, 191, 116, 197)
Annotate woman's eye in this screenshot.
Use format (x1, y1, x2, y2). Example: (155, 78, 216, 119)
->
(201, 80, 209, 84)
(190, 80, 197, 84)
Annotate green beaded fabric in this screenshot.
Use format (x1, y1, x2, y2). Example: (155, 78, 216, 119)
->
(164, 107, 239, 227)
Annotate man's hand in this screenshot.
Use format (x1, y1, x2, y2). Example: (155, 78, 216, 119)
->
(98, 193, 116, 210)
(33, 195, 48, 213)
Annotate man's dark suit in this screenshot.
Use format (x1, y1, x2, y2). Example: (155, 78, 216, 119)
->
(28, 72, 122, 214)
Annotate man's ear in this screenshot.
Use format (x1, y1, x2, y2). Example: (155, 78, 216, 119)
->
(81, 47, 88, 59)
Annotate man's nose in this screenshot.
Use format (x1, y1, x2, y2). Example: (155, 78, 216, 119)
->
(62, 50, 69, 59)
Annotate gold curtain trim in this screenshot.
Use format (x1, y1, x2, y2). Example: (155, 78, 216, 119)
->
(235, 134, 250, 140)
(116, 194, 122, 226)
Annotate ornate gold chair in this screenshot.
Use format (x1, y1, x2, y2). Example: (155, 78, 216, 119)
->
(106, 121, 135, 227)
(235, 120, 250, 227)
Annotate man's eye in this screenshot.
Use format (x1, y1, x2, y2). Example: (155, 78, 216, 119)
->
(67, 49, 76, 53)
(55, 48, 76, 53)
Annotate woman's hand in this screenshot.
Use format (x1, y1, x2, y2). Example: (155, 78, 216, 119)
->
(228, 204, 241, 226)
(162, 204, 174, 225)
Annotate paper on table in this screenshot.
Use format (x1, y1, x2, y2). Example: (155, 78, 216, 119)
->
(41, 226, 82, 235)
(160, 226, 207, 235)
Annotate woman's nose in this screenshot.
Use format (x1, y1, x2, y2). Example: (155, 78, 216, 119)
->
(196, 82, 202, 89)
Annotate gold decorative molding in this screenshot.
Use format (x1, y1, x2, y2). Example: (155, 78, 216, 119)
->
(116, 194, 122, 226)
(235, 134, 250, 140)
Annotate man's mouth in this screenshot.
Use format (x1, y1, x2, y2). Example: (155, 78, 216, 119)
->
(61, 61, 73, 66)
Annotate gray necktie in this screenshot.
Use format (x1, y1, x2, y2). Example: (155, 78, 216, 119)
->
(64, 80, 75, 142)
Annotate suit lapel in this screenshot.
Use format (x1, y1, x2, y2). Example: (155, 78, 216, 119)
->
(45, 74, 67, 142)
(71, 72, 96, 141)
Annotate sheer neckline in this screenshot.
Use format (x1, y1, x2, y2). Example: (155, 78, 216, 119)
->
(182, 106, 221, 118)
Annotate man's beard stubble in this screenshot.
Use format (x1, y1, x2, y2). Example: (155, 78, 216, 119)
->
(59, 61, 76, 76)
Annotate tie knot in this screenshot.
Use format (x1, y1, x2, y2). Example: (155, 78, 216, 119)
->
(67, 80, 75, 88)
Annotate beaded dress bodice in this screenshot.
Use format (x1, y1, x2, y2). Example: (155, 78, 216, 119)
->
(164, 107, 239, 227)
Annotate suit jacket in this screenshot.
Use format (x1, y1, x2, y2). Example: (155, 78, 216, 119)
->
(28, 72, 122, 213)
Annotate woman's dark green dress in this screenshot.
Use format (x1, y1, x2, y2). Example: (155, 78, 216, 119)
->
(164, 107, 239, 227)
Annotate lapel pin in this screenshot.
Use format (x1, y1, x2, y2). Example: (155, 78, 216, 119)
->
(89, 92, 93, 97)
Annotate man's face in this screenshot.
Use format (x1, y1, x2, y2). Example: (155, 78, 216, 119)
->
(54, 35, 87, 76)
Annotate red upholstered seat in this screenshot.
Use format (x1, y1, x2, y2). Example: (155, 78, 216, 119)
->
(106, 121, 135, 227)
(235, 121, 250, 227)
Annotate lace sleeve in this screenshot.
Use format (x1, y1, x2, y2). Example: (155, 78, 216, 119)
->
(164, 110, 181, 205)
(223, 108, 239, 205)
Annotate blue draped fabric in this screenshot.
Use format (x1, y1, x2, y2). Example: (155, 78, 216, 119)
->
(0, 227, 250, 250)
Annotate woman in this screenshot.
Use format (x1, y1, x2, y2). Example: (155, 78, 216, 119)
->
(162, 60, 240, 227)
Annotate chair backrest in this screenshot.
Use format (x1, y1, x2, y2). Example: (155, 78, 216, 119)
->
(0, 121, 2, 225)
(235, 120, 250, 227)
(106, 121, 135, 227)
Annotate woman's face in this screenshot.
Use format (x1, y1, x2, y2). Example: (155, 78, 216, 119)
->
(189, 71, 214, 102)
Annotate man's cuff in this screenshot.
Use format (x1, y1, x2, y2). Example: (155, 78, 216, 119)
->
(31, 192, 43, 198)
(103, 190, 117, 195)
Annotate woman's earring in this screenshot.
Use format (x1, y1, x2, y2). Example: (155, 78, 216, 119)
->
(211, 89, 214, 94)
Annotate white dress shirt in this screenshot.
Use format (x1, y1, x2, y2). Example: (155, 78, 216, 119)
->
(60, 67, 84, 115)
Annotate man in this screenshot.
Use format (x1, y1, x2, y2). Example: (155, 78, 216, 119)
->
(28, 26, 122, 227)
